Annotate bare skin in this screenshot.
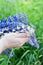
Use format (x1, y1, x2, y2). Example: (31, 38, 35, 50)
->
(0, 32, 28, 54)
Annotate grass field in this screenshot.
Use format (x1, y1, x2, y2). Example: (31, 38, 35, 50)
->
(0, 0, 43, 65)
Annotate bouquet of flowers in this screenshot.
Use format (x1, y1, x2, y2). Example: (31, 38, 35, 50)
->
(0, 12, 39, 56)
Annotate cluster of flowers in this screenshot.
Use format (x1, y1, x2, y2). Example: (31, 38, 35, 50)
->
(0, 12, 28, 35)
(0, 12, 39, 57)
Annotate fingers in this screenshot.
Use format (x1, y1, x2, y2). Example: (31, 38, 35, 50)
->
(15, 38, 28, 47)
(7, 38, 28, 47)
(2, 32, 28, 47)
(0, 32, 29, 53)
(4, 32, 28, 38)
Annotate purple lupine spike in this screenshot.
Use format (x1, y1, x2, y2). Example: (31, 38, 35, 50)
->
(2, 18, 7, 23)
(4, 48, 10, 55)
(23, 17, 28, 25)
(4, 50, 9, 55)
(23, 12, 28, 24)
(27, 34, 39, 48)
(0, 20, 2, 28)
(26, 26, 39, 48)
(18, 12, 28, 25)
(8, 16, 12, 22)
(1, 18, 7, 28)
(31, 36, 39, 48)
(13, 14, 18, 22)
(16, 13, 22, 22)
(19, 17, 22, 22)
(9, 49, 14, 57)
(8, 27, 12, 32)
(18, 13, 22, 18)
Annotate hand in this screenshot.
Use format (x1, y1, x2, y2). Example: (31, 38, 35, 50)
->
(0, 32, 28, 54)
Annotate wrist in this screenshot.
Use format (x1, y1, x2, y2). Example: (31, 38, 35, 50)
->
(0, 39, 4, 54)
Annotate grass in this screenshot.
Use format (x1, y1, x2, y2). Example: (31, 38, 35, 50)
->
(0, 0, 43, 65)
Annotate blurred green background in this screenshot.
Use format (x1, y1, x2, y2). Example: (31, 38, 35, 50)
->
(0, 0, 43, 65)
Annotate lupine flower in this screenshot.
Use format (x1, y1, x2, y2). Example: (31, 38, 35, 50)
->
(27, 35, 39, 48)
(13, 14, 18, 22)
(2, 18, 7, 23)
(1, 18, 7, 27)
(9, 49, 14, 57)
(4, 48, 10, 55)
(4, 48, 14, 57)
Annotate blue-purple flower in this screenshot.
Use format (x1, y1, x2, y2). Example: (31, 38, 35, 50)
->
(27, 34, 39, 48)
